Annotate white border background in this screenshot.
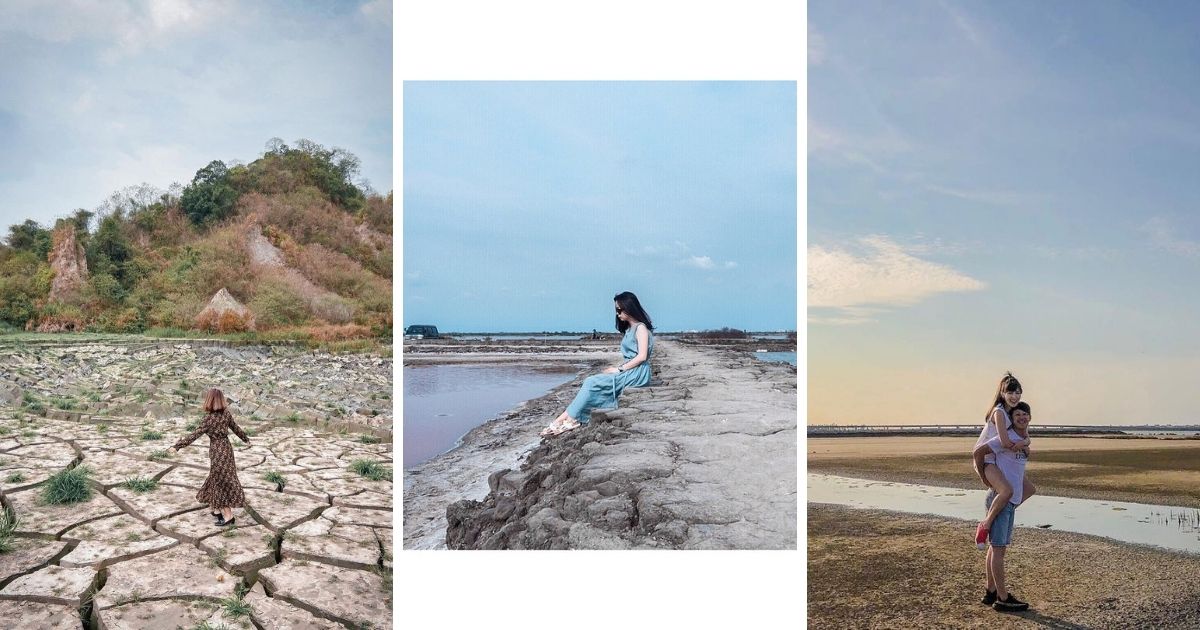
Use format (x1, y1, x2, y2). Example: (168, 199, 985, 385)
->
(396, 1, 806, 627)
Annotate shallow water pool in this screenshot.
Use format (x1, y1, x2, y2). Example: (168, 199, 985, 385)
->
(403, 363, 581, 467)
(809, 473, 1200, 555)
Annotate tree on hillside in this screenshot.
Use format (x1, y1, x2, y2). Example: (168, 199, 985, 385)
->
(5, 220, 52, 259)
(181, 160, 238, 225)
(248, 138, 367, 212)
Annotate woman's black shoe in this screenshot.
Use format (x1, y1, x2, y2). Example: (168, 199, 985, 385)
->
(992, 594, 1029, 612)
(216, 516, 236, 527)
(981, 590, 997, 605)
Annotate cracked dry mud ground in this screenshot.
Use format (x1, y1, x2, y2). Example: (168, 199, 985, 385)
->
(445, 340, 797, 549)
(0, 339, 392, 629)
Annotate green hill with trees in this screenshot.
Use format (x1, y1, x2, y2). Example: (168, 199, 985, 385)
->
(0, 139, 392, 343)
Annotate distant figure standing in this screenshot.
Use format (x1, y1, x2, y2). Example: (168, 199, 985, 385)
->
(168, 388, 250, 526)
(542, 291, 655, 436)
(592, 329, 598, 340)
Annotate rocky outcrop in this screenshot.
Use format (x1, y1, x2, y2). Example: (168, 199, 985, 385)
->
(47, 225, 88, 302)
(444, 341, 797, 550)
(194, 287, 255, 332)
(246, 224, 355, 324)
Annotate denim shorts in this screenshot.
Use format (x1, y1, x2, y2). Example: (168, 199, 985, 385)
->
(985, 488, 1016, 547)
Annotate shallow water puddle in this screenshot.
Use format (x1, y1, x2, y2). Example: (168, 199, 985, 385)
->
(403, 363, 580, 467)
(809, 473, 1200, 555)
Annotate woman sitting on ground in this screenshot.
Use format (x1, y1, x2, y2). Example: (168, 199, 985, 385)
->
(541, 291, 655, 436)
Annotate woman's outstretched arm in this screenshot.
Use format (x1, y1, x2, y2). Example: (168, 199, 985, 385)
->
(172, 413, 213, 450)
(228, 413, 250, 444)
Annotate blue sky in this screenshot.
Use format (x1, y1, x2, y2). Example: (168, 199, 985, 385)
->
(0, 0, 391, 230)
(810, 1, 1200, 425)
(403, 82, 797, 333)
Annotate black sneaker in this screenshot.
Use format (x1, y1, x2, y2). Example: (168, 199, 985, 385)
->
(992, 593, 1029, 612)
(216, 516, 236, 527)
(980, 590, 997, 606)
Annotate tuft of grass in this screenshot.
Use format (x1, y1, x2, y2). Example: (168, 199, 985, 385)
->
(359, 434, 381, 444)
(283, 412, 301, 423)
(0, 509, 19, 553)
(40, 465, 93, 505)
(120, 476, 158, 493)
(185, 420, 199, 431)
(140, 427, 163, 441)
(0, 426, 9, 435)
(220, 594, 251, 619)
(50, 396, 76, 410)
(349, 459, 392, 482)
(263, 471, 286, 490)
(192, 622, 231, 630)
(5, 471, 25, 483)
(96, 423, 109, 433)
(209, 547, 229, 568)
(149, 449, 171, 461)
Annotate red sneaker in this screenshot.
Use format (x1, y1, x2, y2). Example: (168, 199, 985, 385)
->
(975, 521, 989, 547)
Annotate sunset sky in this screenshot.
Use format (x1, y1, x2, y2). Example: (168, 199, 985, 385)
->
(809, 1, 1200, 426)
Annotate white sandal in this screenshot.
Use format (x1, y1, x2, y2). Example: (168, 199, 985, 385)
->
(540, 417, 568, 437)
(548, 418, 581, 436)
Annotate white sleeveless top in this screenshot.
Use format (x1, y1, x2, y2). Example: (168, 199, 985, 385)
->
(974, 404, 1010, 464)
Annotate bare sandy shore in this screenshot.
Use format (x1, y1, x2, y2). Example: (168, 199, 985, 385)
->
(809, 435, 1200, 508)
(809, 504, 1200, 629)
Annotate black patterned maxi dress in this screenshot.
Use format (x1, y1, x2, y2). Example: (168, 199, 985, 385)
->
(172, 409, 250, 508)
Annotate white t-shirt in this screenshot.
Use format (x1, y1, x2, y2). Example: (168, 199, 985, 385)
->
(986, 427, 1028, 505)
(974, 404, 1011, 465)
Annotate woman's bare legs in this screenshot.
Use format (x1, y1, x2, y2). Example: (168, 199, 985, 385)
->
(1020, 478, 1036, 505)
(220, 507, 233, 521)
(980, 465, 1012, 529)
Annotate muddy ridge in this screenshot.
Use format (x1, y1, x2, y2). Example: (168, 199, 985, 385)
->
(441, 340, 796, 550)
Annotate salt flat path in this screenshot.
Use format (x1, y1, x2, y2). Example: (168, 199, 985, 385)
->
(441, 340, 797, 549)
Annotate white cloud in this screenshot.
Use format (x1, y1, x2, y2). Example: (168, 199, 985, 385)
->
(682, 255, 715, 269)
(360, 0, 392, 25)
(0, 0, 234, 61)
(809, 24, 827, 66)
(1141, 216, 1200, 258)
(724, 261, 738, 269)
(808, 235, 985, 317)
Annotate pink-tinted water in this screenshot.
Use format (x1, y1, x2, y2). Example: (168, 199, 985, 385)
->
(403, 363, 580, 467)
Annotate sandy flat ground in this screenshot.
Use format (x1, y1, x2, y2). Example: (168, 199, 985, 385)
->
(809, 504, 1200, 629)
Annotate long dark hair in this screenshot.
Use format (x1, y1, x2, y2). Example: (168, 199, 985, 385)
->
(614, 291, 654, 333)
(985, 372, 1022, 420)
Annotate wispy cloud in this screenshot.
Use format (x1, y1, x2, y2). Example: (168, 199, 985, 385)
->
(1141, 216, 1200, 258)
(626, 241, 737, 271)
(808, 235, 985, 323)
(809, 24, 827, 66)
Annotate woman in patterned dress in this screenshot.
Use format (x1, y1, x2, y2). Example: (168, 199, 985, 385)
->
(167, 388, 250, 526)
